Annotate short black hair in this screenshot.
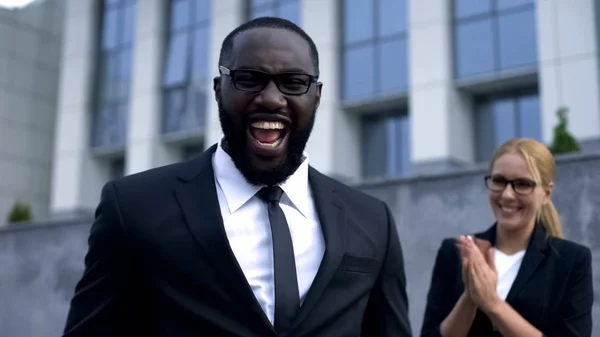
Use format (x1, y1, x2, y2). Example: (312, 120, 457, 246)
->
(218, 17, 320, 77)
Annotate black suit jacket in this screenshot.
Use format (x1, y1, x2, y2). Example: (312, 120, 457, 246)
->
(420, 223, 593, 337)
(62, 144, 412, 337)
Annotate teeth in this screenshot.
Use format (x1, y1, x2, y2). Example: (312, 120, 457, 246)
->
(251, 121, 285, 130)
(501, 205, 519, 212)
(257, 138, 282, 148)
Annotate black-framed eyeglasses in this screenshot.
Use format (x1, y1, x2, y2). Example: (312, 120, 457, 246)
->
(219, 66, 318, 95)
(484, 175, 537, 195)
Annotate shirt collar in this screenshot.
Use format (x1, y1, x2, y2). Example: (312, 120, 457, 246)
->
(212, 139, 311, 217)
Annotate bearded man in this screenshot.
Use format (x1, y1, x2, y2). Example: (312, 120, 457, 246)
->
(62, 17, 412, 337)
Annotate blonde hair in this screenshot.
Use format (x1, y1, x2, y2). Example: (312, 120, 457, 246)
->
(489, 138, 564, 238)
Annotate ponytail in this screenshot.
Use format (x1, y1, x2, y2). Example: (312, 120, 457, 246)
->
(538, 201, 564, 238)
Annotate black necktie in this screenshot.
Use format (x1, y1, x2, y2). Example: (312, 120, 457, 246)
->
(257, 186, 300, 333)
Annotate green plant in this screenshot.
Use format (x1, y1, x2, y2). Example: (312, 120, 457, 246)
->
(549, 107, 581, 155)
(7, 201, 33, 223)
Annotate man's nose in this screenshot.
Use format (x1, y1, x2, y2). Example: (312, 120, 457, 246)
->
(255, 80, 286, 110)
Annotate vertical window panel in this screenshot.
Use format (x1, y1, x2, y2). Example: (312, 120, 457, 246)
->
(497, 9, 537, 70)
(362, 116, 389, 178)
(94, 0, 136, 148)
(362, 113, 411, 178)
(454, 0, 493, 19)
(343, 0, 374, 44)
(496, 0, 534, 11)
(163, 88, 187, 133)
(170, 0, 191, 31)
(453, 0, 537, 79)
(379, 0, 406, 37)
(279, 0, 300, 25)
(474, 100, 495, 162)
(393, 114, 411, 176)
(518, 95, 541, 140)
(191, 26, 210, 82)
(163, 32, 189, 87)
(162, 0, 211, 135)
(342, 0, 408, 101)
(454, 18, 495, 78)
(194, 0, 212, 23)
(248, 0, 301, 26)
(344, 45, 375, 100)
(474, 91, 541, 162)
(379, 38, 408, 94)
(493, 98, 517, 145)
(101, 8, 119, 49)
(251, 0, 273, 6)
(121, 3, 136, 44)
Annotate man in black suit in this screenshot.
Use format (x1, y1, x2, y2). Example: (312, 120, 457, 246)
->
(63, 17, 412, 337)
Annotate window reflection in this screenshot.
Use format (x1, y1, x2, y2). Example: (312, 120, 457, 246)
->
(474, 91, 541, 161)
(248, 0, 301, 26)
(93, 0, 136, 148)
(453, 0, 537, 79)
(162, 0, 211, 135)
(342, 0, 408, 101)
(362, 112, 411, 179)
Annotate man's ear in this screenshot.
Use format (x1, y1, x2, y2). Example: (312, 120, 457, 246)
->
(213, 76, 222, 103)
(314, 82, 322, 110)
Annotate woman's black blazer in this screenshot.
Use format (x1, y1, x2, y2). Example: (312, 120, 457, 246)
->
(420, 223, 593, 337)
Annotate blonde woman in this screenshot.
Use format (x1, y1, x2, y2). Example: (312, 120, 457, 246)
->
(421, 138, 593, 337)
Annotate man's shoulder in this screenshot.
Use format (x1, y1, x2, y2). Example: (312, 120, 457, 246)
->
(111, 160, 192, 192)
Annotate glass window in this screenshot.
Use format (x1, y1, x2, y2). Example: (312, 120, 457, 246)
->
(379, 0, 406, 37)
(517, 94, 541, 140)
(379, 38, 408, 94)
(474, 91, 541, 161)
(454, 19, 495, 78)
(162, 0, 211, 135)
(248, 0, 301, 26)
(497, 9, 537, 70)
(453, 0, 537, 79)
(342, 0, 408, 101)
(93, 0, 137, 148)
(163, 32, 189, 86)
(454, 0, 492, 19)
(362, 112, 411, 179)
(170, 0, 191, 31)
(496, 0, 534, 11)
(344, 0, 374, 44)
(344, 45, 375, 100)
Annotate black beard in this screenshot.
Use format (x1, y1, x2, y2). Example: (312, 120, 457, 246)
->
(218, 99, 316, 186)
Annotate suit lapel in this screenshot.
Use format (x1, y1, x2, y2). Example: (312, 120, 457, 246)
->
(505, 224, 549, 305)
(291, 167, 346, 330)
(174, 144, 274, 331)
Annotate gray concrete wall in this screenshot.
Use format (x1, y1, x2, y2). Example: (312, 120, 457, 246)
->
(0, 0, 64, 224)
(1, 153, 599, 337)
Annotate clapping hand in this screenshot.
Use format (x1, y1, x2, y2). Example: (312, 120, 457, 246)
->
(455, 235, 501, 313)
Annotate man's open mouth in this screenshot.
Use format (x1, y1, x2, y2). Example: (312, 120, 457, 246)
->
(247, 118, 290, 156)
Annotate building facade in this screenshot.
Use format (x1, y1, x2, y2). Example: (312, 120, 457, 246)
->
(44, 0, 600, 217)
(0, 0, 63, 222)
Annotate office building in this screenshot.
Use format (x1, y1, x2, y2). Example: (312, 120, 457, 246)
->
(2, 0, 600, 220)
(0, 0, 63, 222)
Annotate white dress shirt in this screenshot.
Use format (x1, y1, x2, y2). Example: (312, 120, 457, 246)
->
(494, 249, 526, 300)
(212, 141, 325, 324)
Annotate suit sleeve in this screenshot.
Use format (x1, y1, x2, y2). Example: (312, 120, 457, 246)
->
(420, 239, 460, 337)
(361, 202, 413, 337)
(62, 182, 133, 337)
(549, 245, 594, 337)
